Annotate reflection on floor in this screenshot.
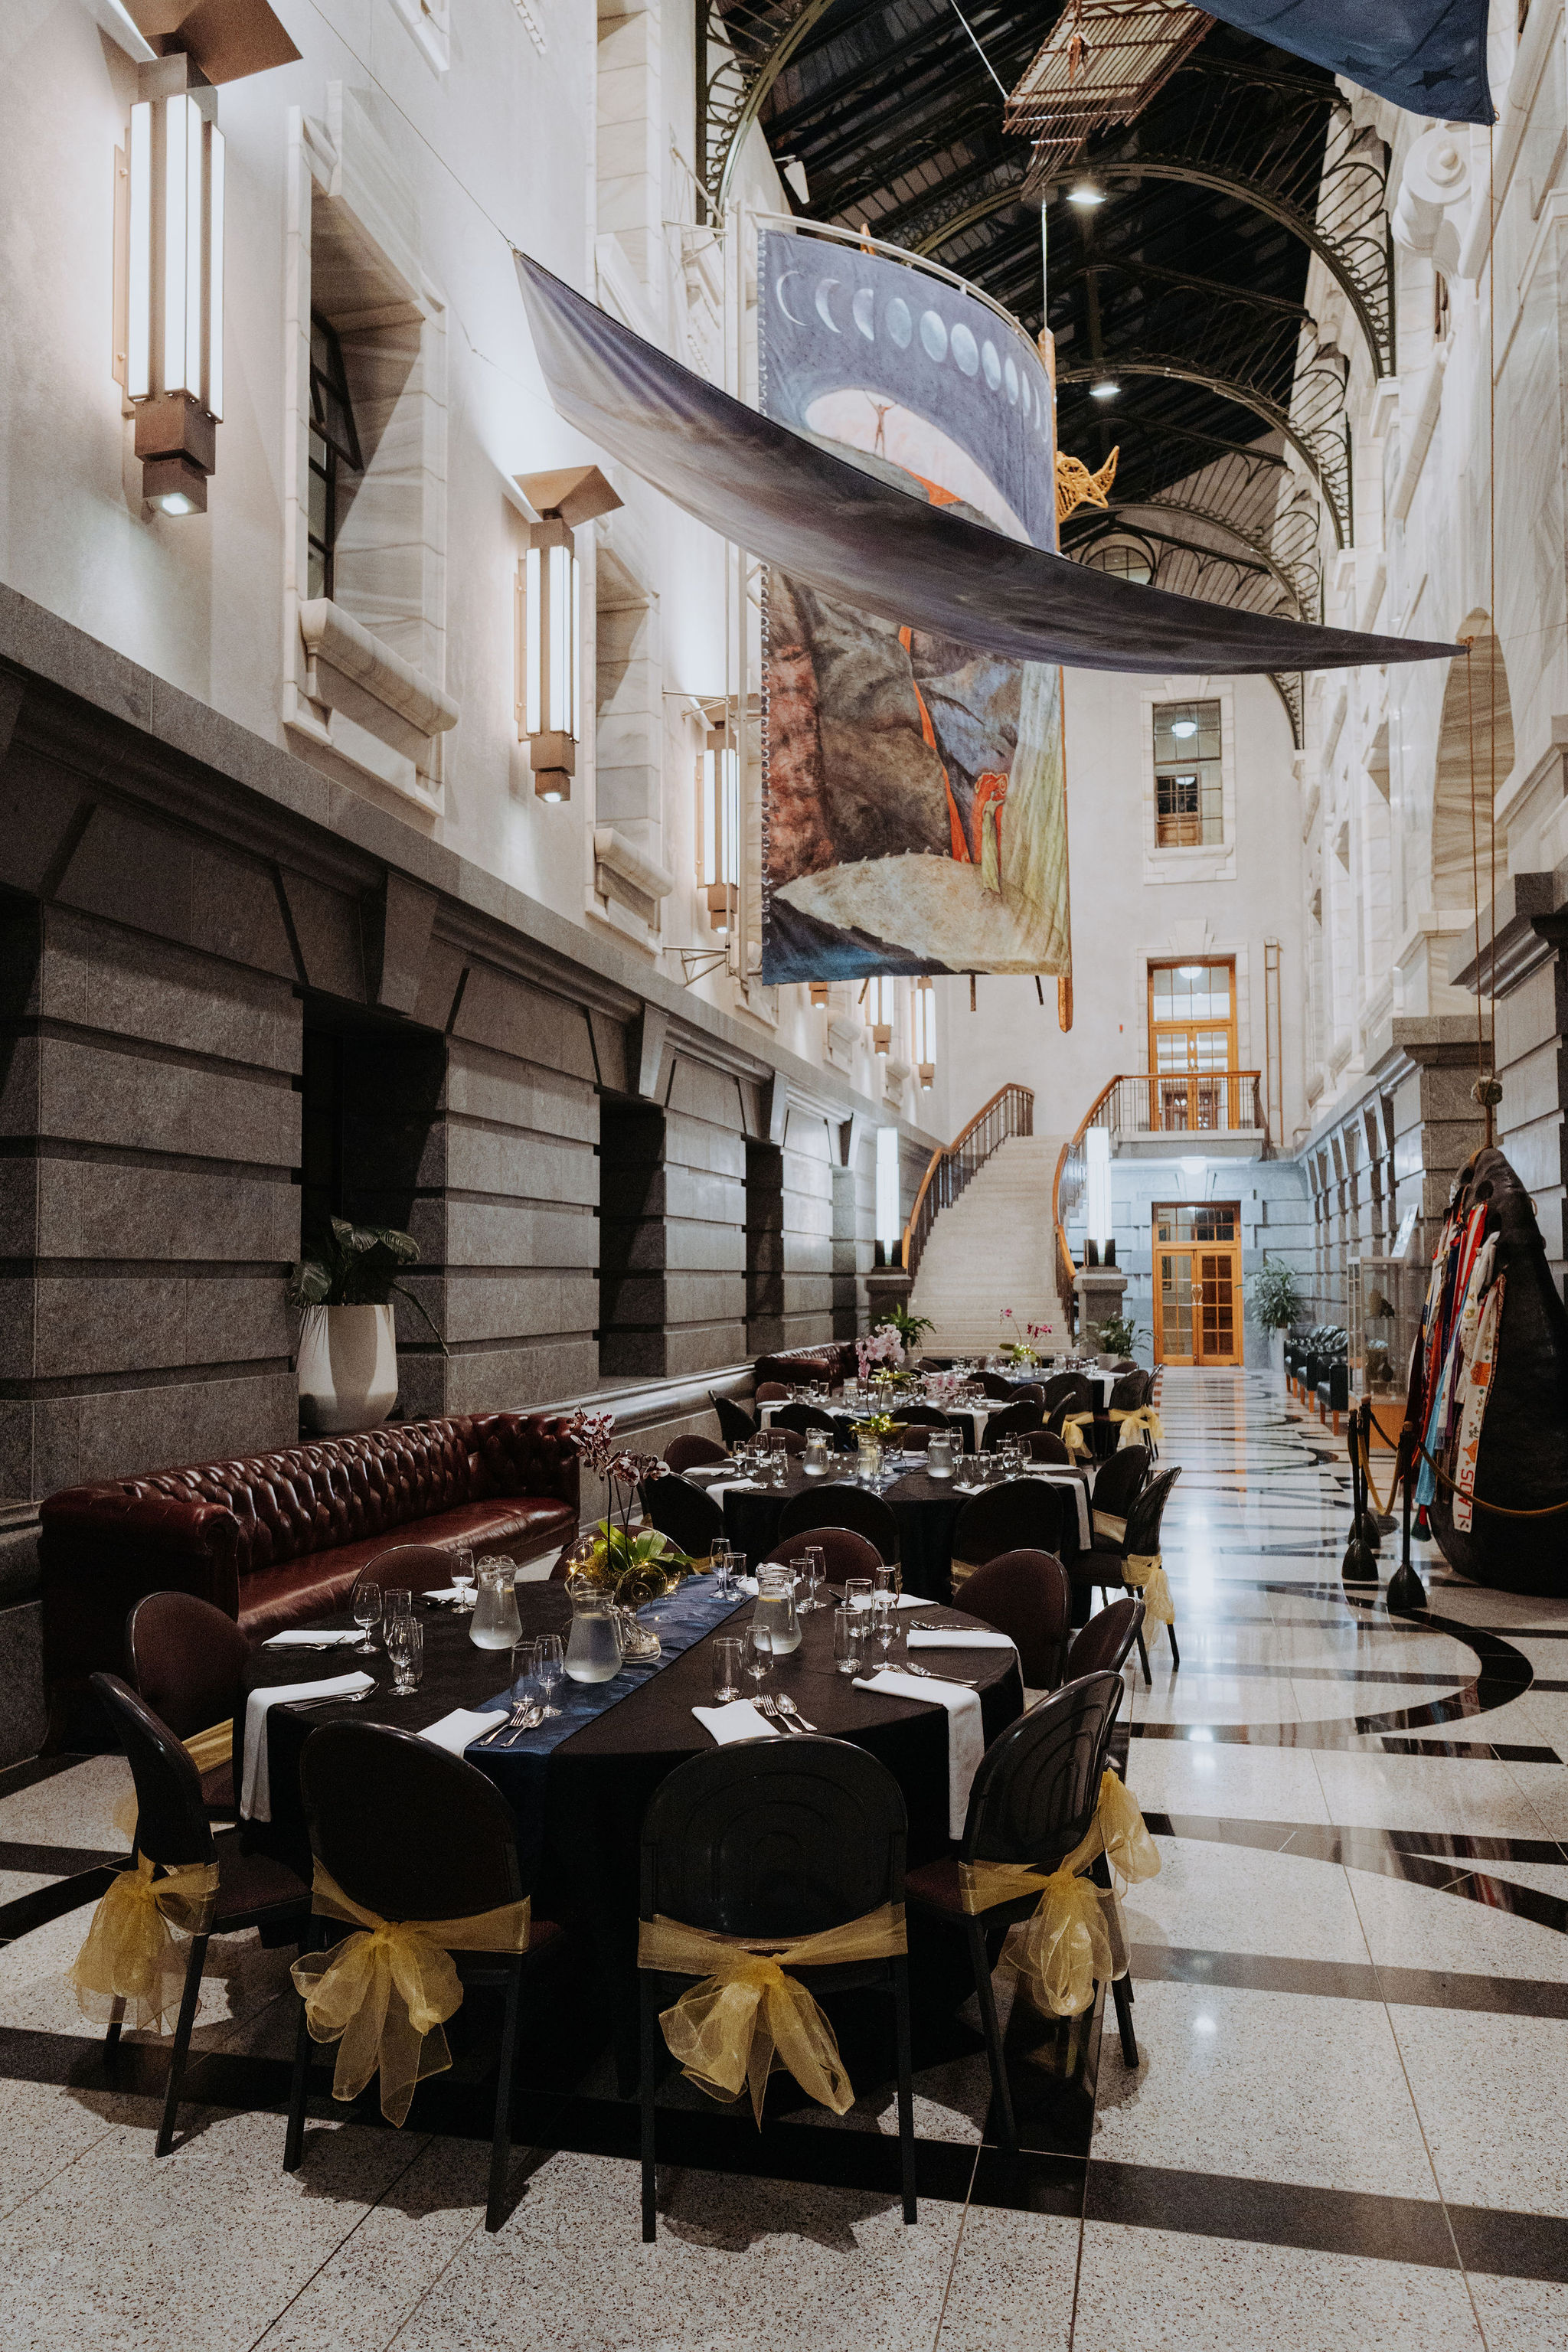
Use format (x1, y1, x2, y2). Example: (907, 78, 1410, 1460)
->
(2, 1367, 1566, 2347)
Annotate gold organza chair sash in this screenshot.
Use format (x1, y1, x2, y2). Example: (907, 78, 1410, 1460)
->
(957, 1769, 1161, 2017)
(112, 1719, 235, 1842)
(67, 1853, 220, 2033)
(1060, 1412, 1094, 1457)
(1092, 1509, 1127, 1544)
(1124, 1552, 1175, 1625)
(639, 1901, 907, 2125)
(289, 1862, 532, 2126)
(1109, 1406, 1165, 1449)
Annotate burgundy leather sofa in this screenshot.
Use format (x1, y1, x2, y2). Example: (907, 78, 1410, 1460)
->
(40, 1412, 580, 1717)
(753, 1342, 859, 1390)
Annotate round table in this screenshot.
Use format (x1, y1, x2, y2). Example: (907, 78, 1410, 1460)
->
(704, 1460, 1094, 1593)
(241, 1583, 1024, 2001)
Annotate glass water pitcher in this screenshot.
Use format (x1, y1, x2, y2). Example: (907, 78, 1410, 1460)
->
(753, 1563, 802, 1656)
(469, 1560, 521, 1651)
(564, 1584, 623, 1684)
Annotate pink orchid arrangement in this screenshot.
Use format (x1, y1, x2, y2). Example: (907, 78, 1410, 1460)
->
(857, 1325, 905, 1378)
(565, 1410, 664, 1535)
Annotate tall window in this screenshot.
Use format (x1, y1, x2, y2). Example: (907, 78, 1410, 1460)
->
(1148, 959, 1238, 1130)
(1153, 697, 1223, 846)
(306, 312, 362, 602)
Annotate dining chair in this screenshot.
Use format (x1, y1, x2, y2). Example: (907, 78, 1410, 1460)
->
(356, 1542, 466, 1595)
(88, 1674, 309, 2157)
(665, 1432, 729, 1473)
(763, 1526, 884, 1582)
(641, 1475, 726, 1560)
(776, 1483, 900, 1563)
(897, 1403, 961, 1429)
(773, 1401, 839, 1437)
(1085, 1445, 1151, 1551)
(710, 1392, 756, 1446)
(126, 1591, 251, 1819)
(1044, 1372, 1093, 1414)
(1063, 1596, 1145, 1683)
(639, 1736, 914, 2238)
(1109, 1371, 1152, 1411)
(954, 1550, 1072, 1690)
(1087, 1468, 1182, 1683)
(1021, 1429, 1072, 1466)
(1009, 1383, 1045, 1408)
(979, 1400, 1046, 1447)
(286, 1721, 564, 2232)
(951, 1481, 1071, 1589)
(978, 1372, 1017, 1401)
(903, 1671, 1133, 2151)
(755, 1381, 790, 1402)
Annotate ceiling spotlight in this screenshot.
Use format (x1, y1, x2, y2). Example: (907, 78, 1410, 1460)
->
(1177, 964, 1204, 979)
(1170, 717, 1198, 738)
(1089, 379, 1119, 399)
(1067, 182, 1105, 206)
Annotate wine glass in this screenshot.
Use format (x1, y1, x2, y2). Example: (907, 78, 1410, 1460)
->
(385, 1612, 423, 1695)
(351, 1579, 382, 1654)
(452, 1545, 476, 1612)
(743, 1618, 773, 1697)
(511, 1636, 543, 1717)
(871, 1592, 898, 1674)
(799, 1546, 825, 1612)
(534, 1632, 564, 1720)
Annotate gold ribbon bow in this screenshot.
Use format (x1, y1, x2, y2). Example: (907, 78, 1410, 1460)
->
(113, 1720, 234, 1843)
(289, 1863, 532, 2126)
(639, 1902, 906, 2125)
(1109, 1406, 1164, 1451)
(1060, 1411, 1095, 1457)
(957, 1769, 1160, 2017)
(1125, 1552, 1174, 1625)
(1092, 1509, 1127, 1544)
(67, 1853, 219, 2033)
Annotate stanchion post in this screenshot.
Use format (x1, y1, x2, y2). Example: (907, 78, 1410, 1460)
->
(1386, 1419, 1427, 1614)
(1342, 1402, 1380, 1588)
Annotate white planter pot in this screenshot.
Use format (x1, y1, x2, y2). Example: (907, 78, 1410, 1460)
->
(1268, 1327, 1286, 1376)
(296, 1304, 399, 1434)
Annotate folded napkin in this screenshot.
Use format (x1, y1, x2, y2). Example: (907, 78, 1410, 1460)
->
(703, 1481, 763, 1500)
(419, 1707, 503, 1756)
(906, 1628, 1015, 1651)
(852, 1669, 983, 1836)
(420, 1586, 472, 1604)
(263, 1628, 364, 1648)
(691, 1699, 780, 1745)
(240, 1674, 374, 1821)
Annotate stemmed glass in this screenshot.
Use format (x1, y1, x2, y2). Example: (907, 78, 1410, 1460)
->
(351, 1579, 382, 1655)
(534, 1632, 565, 1720)
(710, 1540, 733, 1596)
(871, 1591, 899, 1674)
(452, 1545, 476, 1612)
(799, 1546, 825, 1612)
(743, 1619, 773, 1698)
(384, 1612, 423, 1695)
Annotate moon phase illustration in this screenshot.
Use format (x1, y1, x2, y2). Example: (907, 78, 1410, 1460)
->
(851, 286, 876, 339)
(815, 278, 843, 332)
(775, 271, 805, 325)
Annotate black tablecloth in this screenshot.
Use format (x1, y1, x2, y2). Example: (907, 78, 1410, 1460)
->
(709, 1462, 1091, 1593)
(242, 1585, 1023, 2001)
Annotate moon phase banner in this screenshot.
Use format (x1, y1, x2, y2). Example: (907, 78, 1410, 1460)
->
(759, 234, 1071, 984)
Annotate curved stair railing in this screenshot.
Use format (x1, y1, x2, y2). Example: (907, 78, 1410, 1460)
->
(903, 1084, 1034, 1285)
(1053, 1070, 1266, 1325)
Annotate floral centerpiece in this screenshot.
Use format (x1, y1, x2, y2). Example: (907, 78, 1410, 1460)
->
(560, 1410, 688, 1606)
(998, 1309, 1054, 1367)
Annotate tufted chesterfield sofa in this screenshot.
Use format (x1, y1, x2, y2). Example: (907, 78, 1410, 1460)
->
(40, 1412, 580, 1716)
(753, 1343, 859, 1390)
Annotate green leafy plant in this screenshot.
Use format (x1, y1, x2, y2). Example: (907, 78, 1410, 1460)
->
(1249, 1255, 1303, 1333)
(1091, 1314, 1143, 1359)
(573, 1521, 689, 1606)
(873, 1304, 935, 1349)
(288, 1217, 447, 1351)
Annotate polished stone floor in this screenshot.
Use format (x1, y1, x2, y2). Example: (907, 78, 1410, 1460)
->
(2, 1367, 1566, 2348)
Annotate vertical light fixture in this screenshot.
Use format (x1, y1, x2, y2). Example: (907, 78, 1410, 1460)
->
(914, 974, 936, 1089)
(118, 60, 224, 514)
(514, 465, 622, 804)
(867, 974, 893, 1055)
(701, 717, 740, 930)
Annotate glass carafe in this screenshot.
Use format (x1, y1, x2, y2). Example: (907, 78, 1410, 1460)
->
(469, 1561, 521, 1651)
(564, 1584, 623, 1684)
(802, 1430, 831, 1477)
(753, 1563, 802, 1656)
(926, 1430, 956, 1481)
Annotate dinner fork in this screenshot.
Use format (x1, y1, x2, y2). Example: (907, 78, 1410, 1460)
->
(289, 1684, 378, 1709)
(900, 1661, 982, 1689)
(474, 1700, 534, 1747)
(756, 1695, 803, 1733)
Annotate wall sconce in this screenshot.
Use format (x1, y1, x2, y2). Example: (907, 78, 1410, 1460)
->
(514, 464, 622, 803)
(115, 57, 224, 514)
(865, 973, 894, 1056)
(808, 982, 830, 1008)
(913, 974, 936, 1089)
(701, 720, 740, 929)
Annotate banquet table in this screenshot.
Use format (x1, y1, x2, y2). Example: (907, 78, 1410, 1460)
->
(692, 1459, 1094, 1592)
(240, 1581, 1024, 2020)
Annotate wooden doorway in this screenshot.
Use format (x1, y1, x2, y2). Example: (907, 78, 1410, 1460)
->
(1152, 1200, 1243, 1365)
(1148, 959, 1237, 1132)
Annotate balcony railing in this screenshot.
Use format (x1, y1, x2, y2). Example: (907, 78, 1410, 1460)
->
(903, 1083, 1034, 1284)
(1052, 1070, 1265, 1321)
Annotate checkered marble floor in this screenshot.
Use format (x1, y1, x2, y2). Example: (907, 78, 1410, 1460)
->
(1, 1367, 1563, 2350)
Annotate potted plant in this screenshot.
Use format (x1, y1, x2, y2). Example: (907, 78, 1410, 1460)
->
(288, 1217, 446, 1434)
(1091, 1314, 1143, 1367)
(1249, 1254, 1303, 1375)
(871, 1303, 935, 1364)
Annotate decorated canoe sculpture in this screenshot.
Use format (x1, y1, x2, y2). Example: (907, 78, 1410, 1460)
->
(1408, 1146, 1568, 1594)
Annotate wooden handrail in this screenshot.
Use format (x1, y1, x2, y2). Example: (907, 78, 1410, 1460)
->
(902, 1083, 1034, 1282)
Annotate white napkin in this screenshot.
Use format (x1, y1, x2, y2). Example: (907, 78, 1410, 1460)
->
(421, 1586, 472, 1604)
(691, 1699, 780, 1745)
(419, 1707, 500, 1756)
(852, 1669, 983, 1836)
(704, 1481, 763, 1499)
(263, 1628, 364, 1648)
(844, 1589, 921, 1609)
(240, 1673, 374, 1821)
(907, 1628, 1015, 1651)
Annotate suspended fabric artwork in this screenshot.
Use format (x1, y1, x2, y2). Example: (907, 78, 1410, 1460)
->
(1198, 2, 1494, 128)
(758, 235, 1067, 981)
(1405, 1147, 1568, 1596)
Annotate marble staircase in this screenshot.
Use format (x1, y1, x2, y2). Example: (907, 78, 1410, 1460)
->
(908, 1133, 1070, 1358)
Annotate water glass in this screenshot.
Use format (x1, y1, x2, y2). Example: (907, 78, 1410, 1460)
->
(383, 1588, 413, 1632)
(743, 1619, 773, 1694)
(874, 1561, 901, 1600)
(833, 1606, 867, 1676)
(871, 1591, 898, 1672)
(351, 1579, 382, 1654)
(385, 1612, 423, 1695)
(710, 1540, 734, 1596)
(799, 1545, 825, 1612)
(452, 1545, 476, 1612)
(534, 1630, 565, 1718)
(857, 1437, 882, 1487)
(712, 1635, 744, 1704)
(511, 1636, 544, 1713)
(843, 1576, 874, 1614)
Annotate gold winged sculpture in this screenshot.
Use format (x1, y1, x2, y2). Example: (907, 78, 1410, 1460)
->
(1055, 446, 1119, 524)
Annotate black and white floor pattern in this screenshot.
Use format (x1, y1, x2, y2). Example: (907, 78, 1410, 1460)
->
(1, 1367, 1564, 2348)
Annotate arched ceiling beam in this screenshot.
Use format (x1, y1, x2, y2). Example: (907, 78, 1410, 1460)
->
(1063, 497, 1314, 618)
(704, 0, 838, 217)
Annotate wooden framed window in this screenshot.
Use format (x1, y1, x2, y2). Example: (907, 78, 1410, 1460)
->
(1148, 959, 1239, 1130)
(306, 312, 362, 603)
(1153, 698, 1223, 846)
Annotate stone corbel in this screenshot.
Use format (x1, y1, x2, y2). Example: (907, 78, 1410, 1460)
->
(1392, 126, 1474, 277)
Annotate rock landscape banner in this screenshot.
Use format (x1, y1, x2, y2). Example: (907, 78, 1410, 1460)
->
(759, 234, 1070, 983)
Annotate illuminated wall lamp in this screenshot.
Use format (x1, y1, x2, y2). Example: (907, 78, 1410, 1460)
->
(514, 464, 622, 802)
(701, 721, 740, 930)
(116, 59, 224, 514)
(808, 982, 830, 1008)
(914, 974, 936, 1088)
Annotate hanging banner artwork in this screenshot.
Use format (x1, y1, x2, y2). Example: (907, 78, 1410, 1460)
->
(758, 234, 1069, 983)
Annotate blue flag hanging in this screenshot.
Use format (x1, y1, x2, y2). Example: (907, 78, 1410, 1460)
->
(1201, 2, 1494, 126)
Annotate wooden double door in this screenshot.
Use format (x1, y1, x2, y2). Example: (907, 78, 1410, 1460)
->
(1153, 1202, 1242, 1366)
